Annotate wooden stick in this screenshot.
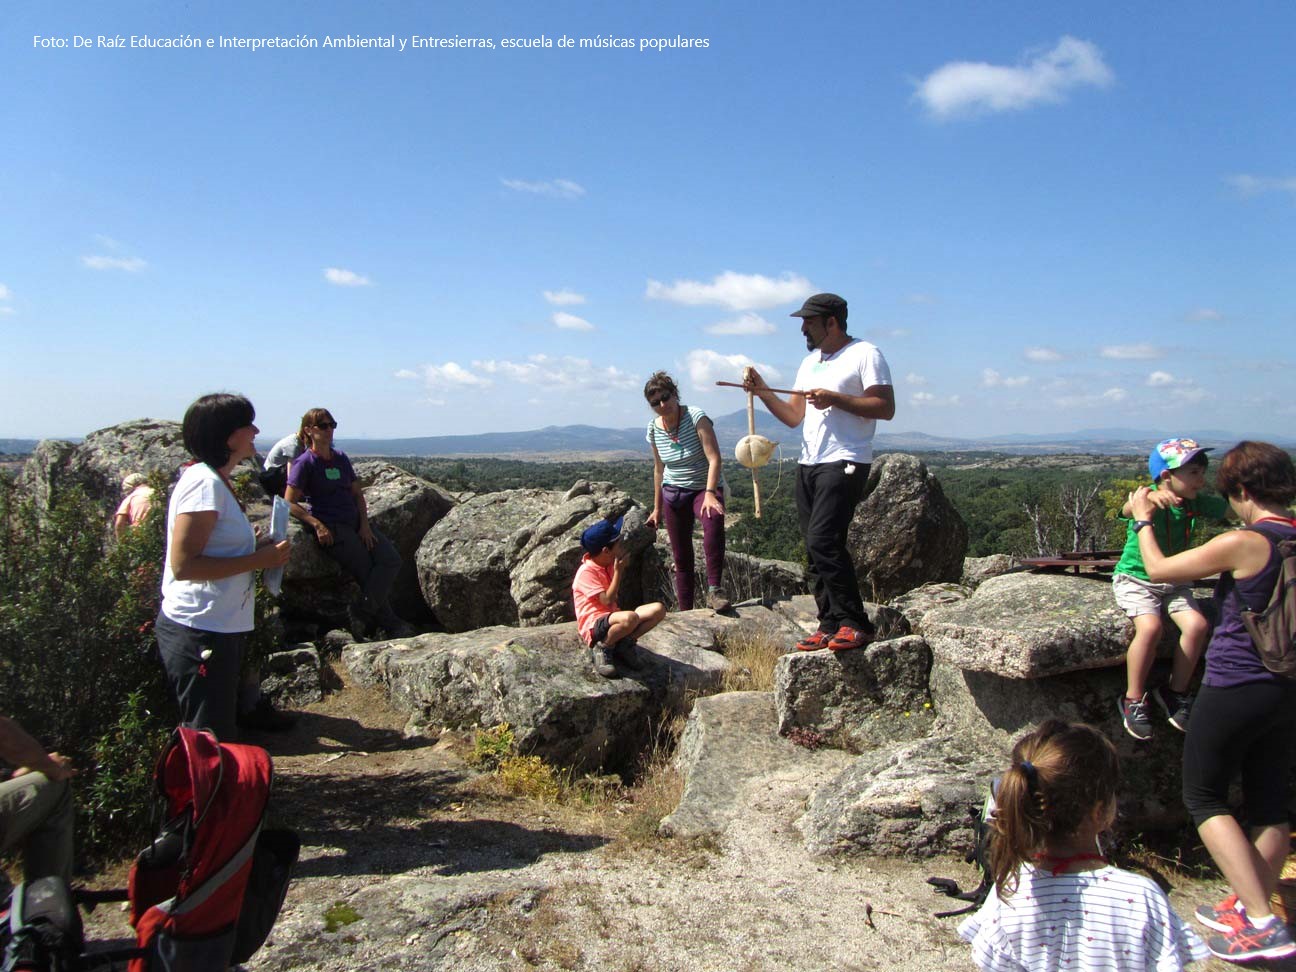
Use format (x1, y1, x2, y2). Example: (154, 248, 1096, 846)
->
(716, 381, 805, 395)
(748, 390, 762, 519)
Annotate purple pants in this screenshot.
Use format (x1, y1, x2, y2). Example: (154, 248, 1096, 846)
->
(661, 484, 725, 611)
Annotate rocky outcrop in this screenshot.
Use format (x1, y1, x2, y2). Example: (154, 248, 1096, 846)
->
(415, 482, 651, 633)
(922, 572, 1131, 678)
(260, 644, 324, 708)
(887, 582, 972, 632)
(277, 461, 454, 629)
(773, 636, 934, 752)
(345, 606, 804, 773)
(660, 691, 854, 840)
(797, 735, 1001, 858)
(961, 554, 1016, 588)
(19, 419, 200, 513)
(848, 453, 968, 602)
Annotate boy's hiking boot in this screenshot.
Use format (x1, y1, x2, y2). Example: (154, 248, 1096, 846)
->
(1196, 893, 1246, 933)
(706, 588, 733, 614)
(1118, 694, 1153, 741)
(794, 630, 831, 652)
(1206, 915, 1296, 962)
(590, 644, 616, 678)
(827, 626, 874, 653)
(1153, 684, 1193, 732)
(611, 639, 644, 670)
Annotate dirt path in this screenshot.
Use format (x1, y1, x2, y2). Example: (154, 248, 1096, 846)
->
(82, 663, 1285, 971)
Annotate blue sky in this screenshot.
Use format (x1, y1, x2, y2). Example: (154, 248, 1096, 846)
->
(3, 1, 1293, 443)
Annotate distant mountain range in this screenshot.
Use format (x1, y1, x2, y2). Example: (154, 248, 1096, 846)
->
(5, 419, 1290, 460)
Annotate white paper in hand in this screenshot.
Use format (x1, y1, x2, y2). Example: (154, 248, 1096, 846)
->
(264, 495, 291, 596)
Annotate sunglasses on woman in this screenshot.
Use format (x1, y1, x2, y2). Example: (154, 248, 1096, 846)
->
(647, 395, 672, 407)
(314, 421, 338, 430)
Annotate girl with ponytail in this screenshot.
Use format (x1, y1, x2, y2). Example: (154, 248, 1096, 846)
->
(961, 720, 1206, 970)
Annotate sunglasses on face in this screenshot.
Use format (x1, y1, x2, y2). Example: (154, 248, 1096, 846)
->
(647, 395, 672, 407)
(313, 421, 338, 430)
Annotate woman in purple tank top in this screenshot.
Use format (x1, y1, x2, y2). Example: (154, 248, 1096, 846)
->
(1129, 441, 1296, 963)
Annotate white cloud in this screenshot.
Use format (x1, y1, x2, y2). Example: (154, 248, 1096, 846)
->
(1173, 386, 1211, 404)
(645, 271, 813, 311)
(1225, 174, 1296, 199)
(82, 255, 147, 272)
(1102, 387, 1128, 403)
(0, 283, 11, 300)
(910, 391, 961, 407)
(0, 307, 12, 316)
(916, 36, 1114, 119)
(905, 372, 928, 386)
(1052, 386, 1127, 408)
(1147, 370, 1174, 387)
(1186, 308, 1223, 322)
(1100, 343, 1162, 360)
(982, 368, 1030, 388)
(705, 312, 776, 336)
(683, 349, 782, 389)
(501, 178, 586, 199)
(324, 267, 371, 287)
(1025, 346, 1063, 362)
(395, 362, 491, 390)
(473, 354, 639, 391)
(552, 311, 594, 331)
(543, 289, 586, 306)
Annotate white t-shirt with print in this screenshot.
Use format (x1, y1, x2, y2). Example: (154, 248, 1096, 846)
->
(958, 864, 1208, 972)
(161, 463, 257, 633)
(794, 338, 892, 465)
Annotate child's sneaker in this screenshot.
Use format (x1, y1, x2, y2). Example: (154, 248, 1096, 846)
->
(1153, 684, 1194, 732)
(611, 639, 644, 670)
(827, 626, 874, 652)
(1118, 694, 1153, 741)
(589, 644, 616, 678)
(1195, 893, 1245, 933)
(1206, 915, 1296, 962)
(794, 630, 831, 652)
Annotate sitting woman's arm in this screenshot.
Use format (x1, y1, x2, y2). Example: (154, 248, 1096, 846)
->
(170, 510, 289, 580)
(285, 484, 334, 546)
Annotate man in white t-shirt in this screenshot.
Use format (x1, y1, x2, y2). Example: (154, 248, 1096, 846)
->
(744, 293, 894, 653)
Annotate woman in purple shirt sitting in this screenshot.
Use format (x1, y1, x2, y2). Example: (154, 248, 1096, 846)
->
(285, 407, 413, 639)
(1130, 441, 1296, 963)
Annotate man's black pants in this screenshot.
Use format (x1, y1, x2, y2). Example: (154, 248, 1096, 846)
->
(796, 460, 872, 635)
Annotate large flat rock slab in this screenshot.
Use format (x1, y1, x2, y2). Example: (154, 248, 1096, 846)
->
(659, 691, 853, 840)
(923, 572, 1131, 678)
(797, 735, 1002, 858)
(774, 636, 934, 752)
(345, 606, 799, 774)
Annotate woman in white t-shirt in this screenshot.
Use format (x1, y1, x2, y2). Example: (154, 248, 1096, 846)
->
(155, 393, 291, 740)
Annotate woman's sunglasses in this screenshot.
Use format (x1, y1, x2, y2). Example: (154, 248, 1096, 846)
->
(647, 395, 672, 407)
(313, 421, 338, 430)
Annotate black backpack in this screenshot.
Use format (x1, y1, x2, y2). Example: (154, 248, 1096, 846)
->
(1, 878, 83, 972)
(928, 778, 998, 918)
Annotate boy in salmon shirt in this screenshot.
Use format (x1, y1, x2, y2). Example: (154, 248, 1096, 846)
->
(572, 517, 666, 678)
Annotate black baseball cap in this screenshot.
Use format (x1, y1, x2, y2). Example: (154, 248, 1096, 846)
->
(790, 293, 847, 323)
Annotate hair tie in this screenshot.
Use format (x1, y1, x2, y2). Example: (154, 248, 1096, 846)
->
(1019, 759, 1039, 792)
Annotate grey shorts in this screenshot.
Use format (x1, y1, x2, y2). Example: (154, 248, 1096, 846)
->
(1112, 573, 1201, 619)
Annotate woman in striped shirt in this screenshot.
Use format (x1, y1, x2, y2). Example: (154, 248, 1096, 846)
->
(644, 371, 730, 612)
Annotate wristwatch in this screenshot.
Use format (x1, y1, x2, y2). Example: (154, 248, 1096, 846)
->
(1132, 519, 1154, 533)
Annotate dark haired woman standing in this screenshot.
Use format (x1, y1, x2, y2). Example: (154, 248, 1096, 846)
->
(1131, 440, 1296, 963)
(643, 371, 730, 612)
(155, 393, 291, 740)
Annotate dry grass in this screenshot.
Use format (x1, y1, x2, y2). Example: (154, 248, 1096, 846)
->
(717, 627, 785, 693)
(617, 716, 687, 844)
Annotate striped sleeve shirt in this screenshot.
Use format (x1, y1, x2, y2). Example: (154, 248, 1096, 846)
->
(958, 865, 1208, 971)
(646, 405, 714, 490)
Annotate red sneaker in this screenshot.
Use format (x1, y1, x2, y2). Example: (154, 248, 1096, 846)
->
(795, 631, 831, 652)
(827, 626, 874, 652)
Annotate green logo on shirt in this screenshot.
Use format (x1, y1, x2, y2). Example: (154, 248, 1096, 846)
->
(325, 468, 341, 480)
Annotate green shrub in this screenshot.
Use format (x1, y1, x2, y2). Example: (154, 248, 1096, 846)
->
(468, 722, 516, 770)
